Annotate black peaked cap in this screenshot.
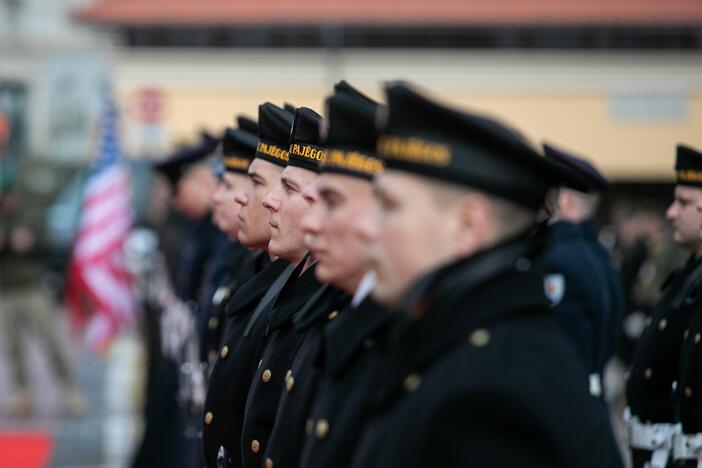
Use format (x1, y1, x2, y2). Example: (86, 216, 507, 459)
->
(543, 143, 609, 193)
(321, 83, 383, 180)
(255, 102, 294, 167)
(377, 83, 582, 209)
(676, 144, 702, 187)
(222, 127, 258, 174)
(154, 131, 219, 187)
(237, 115, 258, 135)
(288, 107, 324, 172)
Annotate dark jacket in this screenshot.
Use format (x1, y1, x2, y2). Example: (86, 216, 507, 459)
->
(240, 261, 325, 468)
(198, 238, 255, 366)
(676, 307, 702, 434)
(202, 257, 290, 468)
(262, 285, 351, 468)
(352, 237, 623, 468)
(536, 220, 620, 380)
(175, 214, 221, 304)
(580, 220, 625, 368)
(298, 297, 392, 468)
(627, 254, 702, 424)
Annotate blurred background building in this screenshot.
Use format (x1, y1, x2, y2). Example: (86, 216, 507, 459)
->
(1, 1, 701, 467)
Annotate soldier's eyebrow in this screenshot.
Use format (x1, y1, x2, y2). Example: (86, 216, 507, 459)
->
(281, 175, 300, 192)
(318, 185, 341, 198)
(248, 171, 265, 183)
(677, 193, 692, 205)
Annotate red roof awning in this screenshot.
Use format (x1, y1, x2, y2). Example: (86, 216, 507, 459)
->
(74, 0, 702, 27)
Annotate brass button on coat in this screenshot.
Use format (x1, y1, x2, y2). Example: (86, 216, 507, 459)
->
(469, 329, 490, 347)
(220, 346, 229, 359)
(403, 373, 422, 393)
(316, 419, 329, 439)
(328, 310, 339, 320)
(262, 369, 272, 383)
(208, 317, 219, 329)
(644, 368, 653, 379)
(204, 412, 213, 425)
(685, 387, 693, 398)
(695, 333, 701, 344)
(285, 370, 295, 392)
(251, 439, 260, 453)
(658, 319, 668, 331)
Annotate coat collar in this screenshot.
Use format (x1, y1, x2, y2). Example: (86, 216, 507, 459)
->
(225, 258, 290, 317)
(372, 235, 552, 408)
(578, 220, 598, 241)
(322, 298, 392, 377)
(268, 260, 324, 330)
(549, 220, 581, 241)
(293, 285, 351, 333)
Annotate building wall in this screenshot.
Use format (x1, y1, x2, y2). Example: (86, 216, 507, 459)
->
(114, 48, 702, 180)
(0, 0, 112, 165)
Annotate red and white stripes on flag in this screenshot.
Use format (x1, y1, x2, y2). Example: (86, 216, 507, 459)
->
(66, 96, 137, 352)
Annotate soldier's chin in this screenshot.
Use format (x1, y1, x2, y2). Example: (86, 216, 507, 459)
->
(238, 228, 266, 250)
(237, 227, 250, 245)
(370, 281, 401, 308)
(314, 261, 337, 285)
(267, 239, 300, 262)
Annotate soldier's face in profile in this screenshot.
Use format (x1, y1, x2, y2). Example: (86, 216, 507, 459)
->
(212, 172, 247, 238)
(303, 173, 374, 293)
(173, 164, 216, 219)
(666, 185, 702, 248)
(236, 159, 283, 250)
(262, 165, 317, 263)
(369, 171, 456, 308)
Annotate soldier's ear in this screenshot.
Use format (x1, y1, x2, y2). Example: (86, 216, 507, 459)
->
(451, 192, 491, 258)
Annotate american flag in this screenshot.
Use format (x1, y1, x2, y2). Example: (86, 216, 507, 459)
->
(65, 94, 136, 352)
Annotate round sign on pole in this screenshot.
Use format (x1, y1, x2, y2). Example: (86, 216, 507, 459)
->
(136, 88, 164, 124)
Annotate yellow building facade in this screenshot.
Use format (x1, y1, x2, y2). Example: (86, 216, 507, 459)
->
(114, 49, 702, 181)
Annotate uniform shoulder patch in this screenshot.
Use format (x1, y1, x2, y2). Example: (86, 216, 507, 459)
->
(544, 274, 565, 307)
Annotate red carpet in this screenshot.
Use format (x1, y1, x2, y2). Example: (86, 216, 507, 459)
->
(0, 431, 53, 468)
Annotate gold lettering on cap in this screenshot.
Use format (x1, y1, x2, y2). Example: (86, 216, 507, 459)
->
(290, 143, 325, 161)
(223, 156, 250, 171)
(677, 170, 702, 183)
(257, 141, 289, 162)
(376, 135, 451, 167)
(322, 149, 384, 175)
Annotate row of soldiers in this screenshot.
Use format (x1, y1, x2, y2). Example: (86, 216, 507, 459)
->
(144, 80, 702, 468)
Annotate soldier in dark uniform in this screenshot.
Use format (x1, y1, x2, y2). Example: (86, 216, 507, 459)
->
(627, 145, 702, 468)
(258, 82, 386, 468)
(672, 145, 702, 468)
(201, 120, 260, 371)
(240, 106, 345, 468)
(155, 132, 221, 304)
(132, 132, 220, 468)
(293, 82, 392, 468)
(350, 83, 623, 468)
(537, 143, 624, 398)
(674, 166, 702, 465)
(201, 102, 293, 468)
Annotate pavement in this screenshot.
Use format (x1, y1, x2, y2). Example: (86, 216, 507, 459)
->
(0, 303, 142, 468)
